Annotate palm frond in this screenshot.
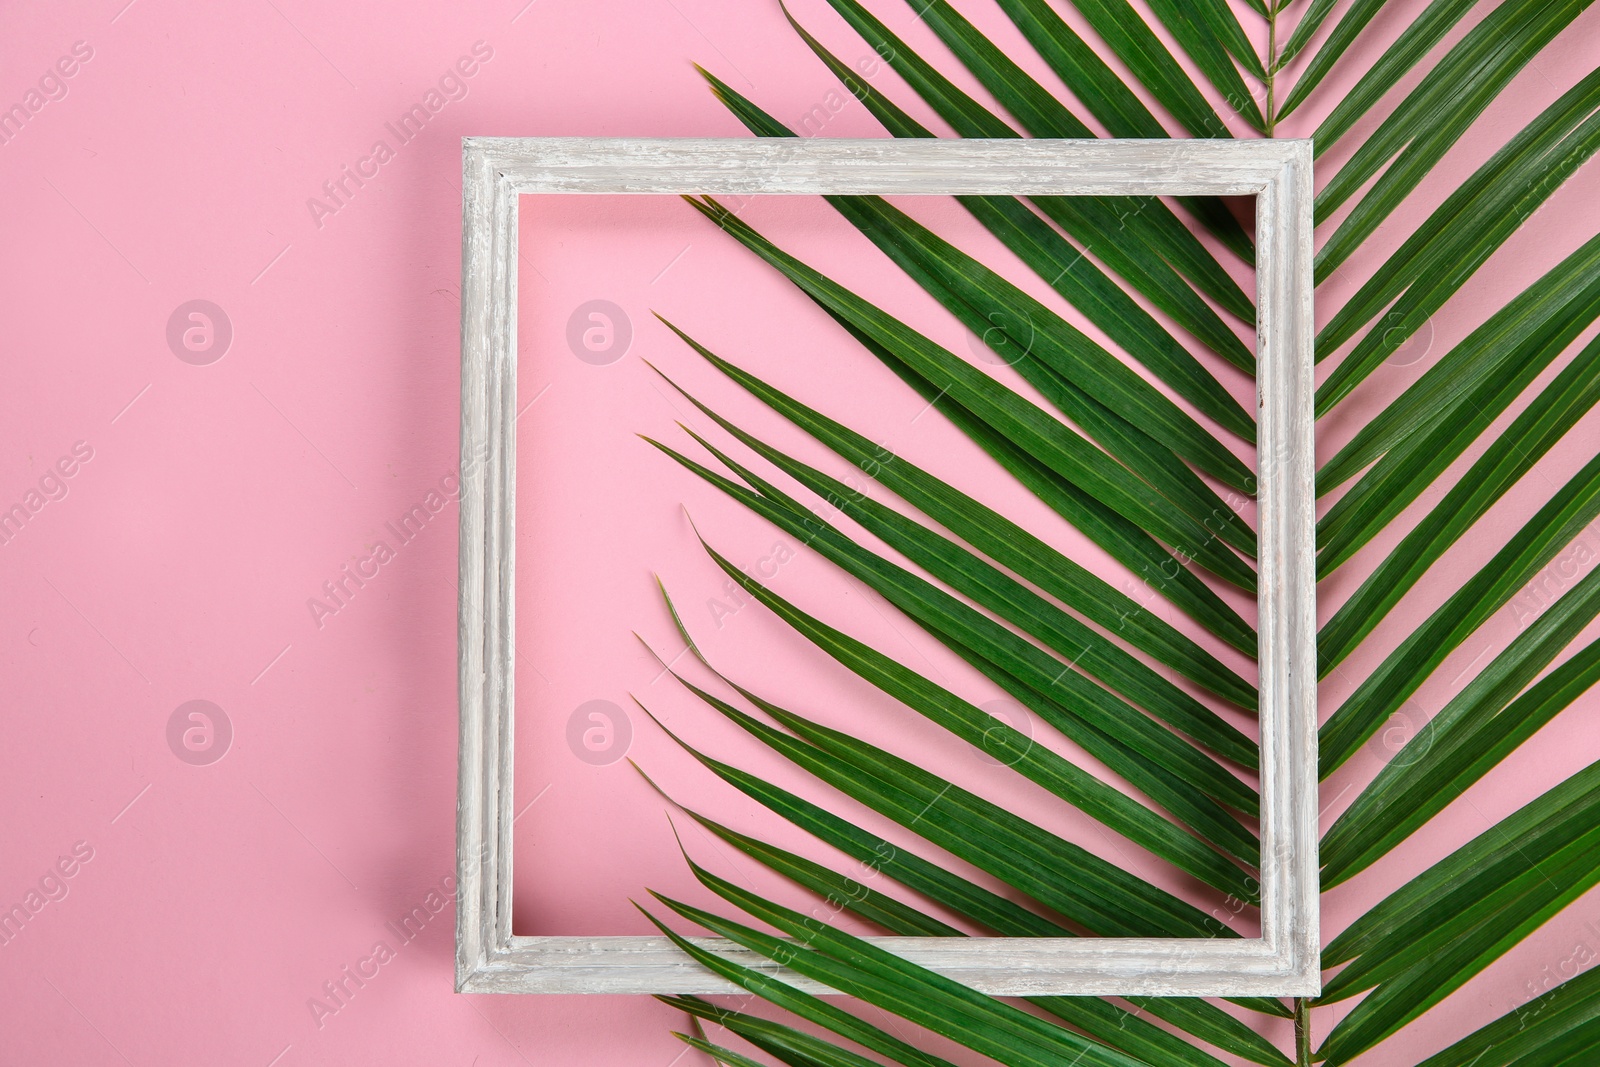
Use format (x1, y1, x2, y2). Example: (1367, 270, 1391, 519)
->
(1412, 964, 1600, 1066)
(788, 0, 1259, 317)
(682, 195, 1260, 587)
(643, 882, 1153, 1067)
(1316, 331, 1600, 671)
(1318, 761, 1600, 1062)
(617, 1, 1600, 1065)
(649, 440, 1265, 868)
(1019, 0, 1240, 137)
(1314, 71, 1600, 407)
(658, 811, 1280, 1066)
(653, 393, 1258, 749)
(651, 332, 1259, 667)
(1317, 231, 1600, 493)
(657, 541, 1260, 894)
(1322, 626, 1600, 885)
(1319, 453, 1600, 774)
(985, 0, 1258, 251)
(1313, 0, 1592, 219)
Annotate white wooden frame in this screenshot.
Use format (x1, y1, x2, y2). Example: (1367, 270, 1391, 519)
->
(457, 137, 1318, 996)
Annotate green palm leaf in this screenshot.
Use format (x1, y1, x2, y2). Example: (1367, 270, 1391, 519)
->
(1316, 66, 1600, 326)
(642, 679, 1230, 934)
(1315, 72, 1600, 417)
(1313, 0, 1592, 220)
(725, 24, 1259, 372)
(1327, 761, 1600, 967)
(1033, 0, 1239, 137)
(665, 998, 959, 1067)
(1141, 0, 1266, 120)
(1319, 452, 1600, 774)
(647, 433, 1264, 866)
(655, 417, 1257, 754)
(1278, 0, 1473, 125)
(1322, 621, 1600, 886)
(1413, 964, 1600, 1066)
(1317, 231, 1600, 494)
(769, 16, 1258, 363)
(659, 828, 1273, 1067)
(613, 2, 1600, 1065)
(1317, 296, 1600, 572)
(643, 885, 1153, 1067)
(983, 0, 1256, 256)
(1317, 331, 1600, 669)
(693, 166, 1259, 491)
(683, 196, 1259, 588)
(659, 541, 1260, 890)
(661, 800, 1289, 1066)
(796, 0, 1258, 317)
(658, 316, 1258, 659)
(881, 0, 1260, 277)
(1318, 762, 1600, 1062)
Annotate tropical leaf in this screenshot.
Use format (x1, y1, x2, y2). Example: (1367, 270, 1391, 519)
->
(1317, 761, 1600, 1062)
(660, 461, 1265, 876)
(653, 357, 1256, 725)
(1021, 0, 1237, 137)
(662, 805, 1287, 1066)
(1317, 286, 1600, 571)
(1277, 0, 1474, 124)
(655, 319, 1258, 660)
(665, 998, 958, 1067)
(1314, 70, 1600, 421)
(984, 0, 1255, 252)
(1315, 65, 1600, 316)
(1322, 621, 1600, 885)
(1316, 230, 1600, 494)
(643, 677, 1228, 936)
(642, 884, 1155, 1067)
(1317, 330, 1600, 668)
(1313, 0, 1593, 221)
(615, 2, 1600, 1066)
(655, 534, 1261, 892)
(682, 195, 1260, 589)
(1412, 963, 1600, 1066)
(790, 0, 1259, 317)
(1318, 452, 1600, 774)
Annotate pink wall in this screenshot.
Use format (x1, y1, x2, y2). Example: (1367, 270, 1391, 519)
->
(3, 1, 1598, 1064)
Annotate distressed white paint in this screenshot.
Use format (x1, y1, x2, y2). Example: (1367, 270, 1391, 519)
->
(457, 137, 1319, 997)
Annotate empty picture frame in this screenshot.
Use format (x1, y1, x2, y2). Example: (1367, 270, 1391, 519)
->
(456, 136, 1318, 996)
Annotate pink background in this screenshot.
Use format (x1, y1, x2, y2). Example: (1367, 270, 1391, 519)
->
(3, 1, 1599, 1064)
